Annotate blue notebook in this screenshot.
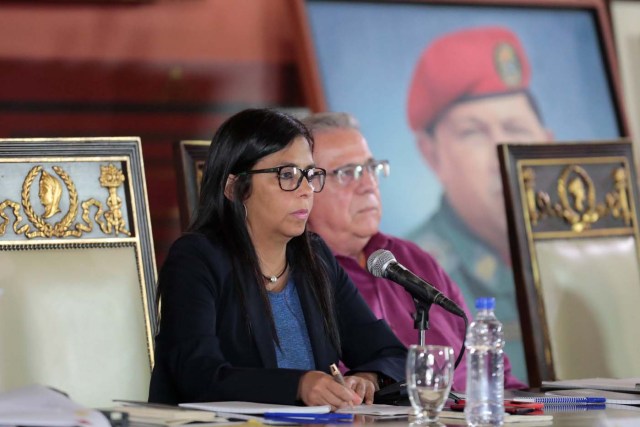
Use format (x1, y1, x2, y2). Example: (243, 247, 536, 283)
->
(506, 389, 606, 405)
(547, 389, 640, 405)
(512, 396, 605, 404)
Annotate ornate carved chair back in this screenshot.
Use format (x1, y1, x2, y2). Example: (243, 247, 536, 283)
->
(498, 140, 640, 387)
(0, 137, 157, 408)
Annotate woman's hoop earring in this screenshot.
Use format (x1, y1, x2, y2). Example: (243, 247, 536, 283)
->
(243, 203, 248, 220)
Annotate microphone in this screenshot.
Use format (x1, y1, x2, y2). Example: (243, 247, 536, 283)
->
(367, 249, 465, 318)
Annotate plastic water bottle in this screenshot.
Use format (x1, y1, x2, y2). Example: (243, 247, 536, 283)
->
(465, 297, 504, 426)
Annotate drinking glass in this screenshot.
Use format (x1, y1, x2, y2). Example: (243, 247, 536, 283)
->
(406, 344, 454, 425)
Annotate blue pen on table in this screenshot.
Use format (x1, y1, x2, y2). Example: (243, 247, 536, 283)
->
(263, 412, 354, 424)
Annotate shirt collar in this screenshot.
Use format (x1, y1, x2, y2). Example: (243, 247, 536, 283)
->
(333, 232, 389, 271)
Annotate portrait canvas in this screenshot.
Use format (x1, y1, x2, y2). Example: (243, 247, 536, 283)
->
(611, 0, 640, 144)
(301, 0, 625, 383)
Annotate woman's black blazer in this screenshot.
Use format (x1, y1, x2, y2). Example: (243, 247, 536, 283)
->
(148, 232, 407, 404)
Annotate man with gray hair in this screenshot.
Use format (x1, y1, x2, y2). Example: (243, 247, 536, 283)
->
(304, 112, 526, 390)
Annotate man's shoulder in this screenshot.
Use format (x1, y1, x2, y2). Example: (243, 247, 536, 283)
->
(379, 232, 430, 256)
(376, 232, 449, 273)
(375, 232, 469, 310)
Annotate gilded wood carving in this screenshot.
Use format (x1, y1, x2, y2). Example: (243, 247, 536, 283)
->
(523, 164, 632, 232)
(0, 163, 130, 238)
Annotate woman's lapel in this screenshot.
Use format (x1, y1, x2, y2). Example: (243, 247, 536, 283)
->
(243, 278, 278, 368)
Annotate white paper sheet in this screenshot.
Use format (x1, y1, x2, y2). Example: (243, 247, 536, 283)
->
(0, 385, 110, 427)
(178, 401, 331, 414)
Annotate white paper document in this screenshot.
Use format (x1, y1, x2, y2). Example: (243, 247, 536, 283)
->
(107, 404, 228, 426)
(0, 385, 110, 427)
(546, 389, 640, 405)
(178, 401, 331, 414)
(336, 404, 411, 416)
(541, 377, 640, 394)
(439, 410, 553, 425)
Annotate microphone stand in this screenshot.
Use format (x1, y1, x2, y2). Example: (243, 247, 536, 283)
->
(413, 297, 432, 346)
(411, 294, 468, 369)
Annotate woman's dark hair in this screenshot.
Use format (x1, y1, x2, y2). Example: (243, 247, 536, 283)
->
(189, 108, 340, 351)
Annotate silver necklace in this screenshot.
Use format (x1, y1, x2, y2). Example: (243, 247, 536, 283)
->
(262, 261, 288, 283)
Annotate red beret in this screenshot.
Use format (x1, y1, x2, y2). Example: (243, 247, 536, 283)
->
(407, 26, 531, 131)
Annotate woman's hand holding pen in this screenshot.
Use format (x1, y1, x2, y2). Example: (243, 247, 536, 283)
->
(332, 364, 377, 405)
(298, 371, 363, 410)
(343, 374, 376, 405)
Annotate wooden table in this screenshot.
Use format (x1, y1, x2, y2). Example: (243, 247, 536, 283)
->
(345, 405, 640, 426)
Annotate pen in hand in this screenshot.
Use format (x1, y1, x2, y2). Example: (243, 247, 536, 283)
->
(329, 363, 355, 409)
(329, 363, 347, 387)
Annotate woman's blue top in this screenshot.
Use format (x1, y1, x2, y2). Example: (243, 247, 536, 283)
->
(267, 279, 315, 370)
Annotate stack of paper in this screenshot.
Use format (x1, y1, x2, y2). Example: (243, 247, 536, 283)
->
(178, 401, 331, 414)
(541, 377, 640, 406)
(541, 377, 640, 393)
(439, 410, 553, 425)
(546, 389, 640, 405)
(176, 401, 336, 425)
(107, 404, 227, 427)
(336, 404, 411, 416)
(0, 385, 110, 427)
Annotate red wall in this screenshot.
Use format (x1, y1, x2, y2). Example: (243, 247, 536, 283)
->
(0, 0, 305, 266)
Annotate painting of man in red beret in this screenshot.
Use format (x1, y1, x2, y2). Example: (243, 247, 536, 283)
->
(406, 26, 553, 382)
(305, 0, 624, 384)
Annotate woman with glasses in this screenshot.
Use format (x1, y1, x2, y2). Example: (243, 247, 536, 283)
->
(149, 109, 406, 408)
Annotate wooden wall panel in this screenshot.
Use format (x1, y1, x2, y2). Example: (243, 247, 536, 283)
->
(0, 58, 303, 266)
(0, 0, 306, 266)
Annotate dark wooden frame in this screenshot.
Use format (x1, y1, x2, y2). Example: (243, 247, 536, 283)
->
(498, 140, 638, 386)
(174, 139, 210, 231)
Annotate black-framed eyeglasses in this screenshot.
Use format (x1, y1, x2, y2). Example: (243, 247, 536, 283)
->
(330, 159, 390, 186)
(238, 165, 327, 193)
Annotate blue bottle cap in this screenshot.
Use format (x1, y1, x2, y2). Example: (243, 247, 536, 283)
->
(475, 297, 495, 310)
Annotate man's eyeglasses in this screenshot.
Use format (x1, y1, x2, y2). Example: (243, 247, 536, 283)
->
(330, 160, 390, 186)
(238, 166, 327, 193)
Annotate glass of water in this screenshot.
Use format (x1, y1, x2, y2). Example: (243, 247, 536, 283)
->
(406, 345, 454, 424)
